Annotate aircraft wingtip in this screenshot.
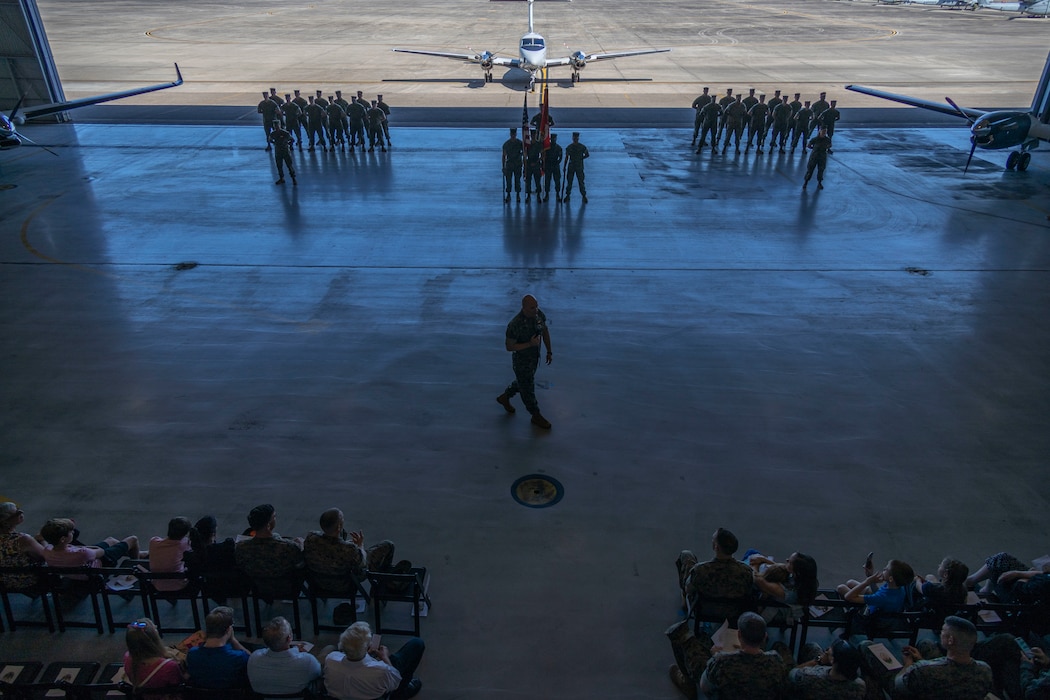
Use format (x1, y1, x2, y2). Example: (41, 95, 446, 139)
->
(174, 63, 183, 84)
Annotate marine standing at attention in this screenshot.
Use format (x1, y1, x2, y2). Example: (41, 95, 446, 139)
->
(259, 92, 281, 151)
(282, 95, 304, 151)
(691, 87, 712, 147)
(543, 133, 563, 202)
(496, 294, 554, 430)
(820, 99, 841, 152)
(716, 88, 735, 143)
(746, 94, 769, 153)
(722, 95, 747, 154)
(305, 96, 328, 152)
(791, 101, 813, 153)
(697, 98, 721, 153)
(563, 132, 589, 203)
(502, 127, 524, 203)
(803, 126, 833, 191)
(525, 135, 544, 203)
(377, 94, 392, 146)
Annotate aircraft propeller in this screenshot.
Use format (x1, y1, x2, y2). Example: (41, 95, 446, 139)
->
(945, 96, 979, 172)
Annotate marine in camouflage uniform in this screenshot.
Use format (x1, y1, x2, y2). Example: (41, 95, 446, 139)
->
(809, 92, 830, 140)
(502, 128, 524, 202)
(791, 101, 813, 152)
(524, 136, 544, 202)
(702, 649, 788, 699)
(303, 509, 395, 595)
(543, 133, 563, 202)
(803, 127, 833, 190)
(377, 94, 392, 145)
(281, 95, 304, 150)
(234, 505, 304, 601)
(721, 96, 747, 153)
(741, 88, 759, 146)
(696, 99, 721, 153)
(346, 99, 368, 151)
(691, 87, 712, 145)
(496, 294, 553, 429)
(716, 88, 735, 142)
(258, 92, 281, 151)
(894, 655, 993, 699)
(770, 100, 793, 153)
(267, 122, 297, 186)
(367, 101, 387, 152)
(745, 95, 769, 153)
(563, 132, 589, 203)
(305, 96, 328, 152)
(326, 97, 348, 150)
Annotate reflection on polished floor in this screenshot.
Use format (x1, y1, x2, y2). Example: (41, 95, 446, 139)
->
(1, 119, 1049, 699)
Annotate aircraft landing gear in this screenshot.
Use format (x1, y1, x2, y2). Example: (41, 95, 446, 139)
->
(484, 71, 493, 83)
(1006, 151, 1032, 171)
(571, 71, 580, 84)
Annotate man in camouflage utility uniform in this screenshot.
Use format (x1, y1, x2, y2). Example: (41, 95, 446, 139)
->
(258, 92, 282, 151)
(501, 127, 524, 203)
(691, 87, 712, 146)
(699, 613, 789, 699)
(563, 132, 589, 203)
(496, 294, 553, 429)
(788, 640, 867, 700)
(543, 133, 563, 202)
(862, 616, 992, 700)
(721, 95, 747, 154)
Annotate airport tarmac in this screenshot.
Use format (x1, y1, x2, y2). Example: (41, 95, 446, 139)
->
(2, 115, 1050, 698)
(33, 0, 1050, 110)
(1, 0, 1049, 698)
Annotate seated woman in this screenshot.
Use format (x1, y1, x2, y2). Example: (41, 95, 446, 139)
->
(746, 551, 819, 623)
(0, 502, 47, 591)
(915, 557, 970, 608)
(184, 516, 243, 606)
(965, 552, 1029, 598)
(124, 617, 185, 695)
(148, 517, 193, 591)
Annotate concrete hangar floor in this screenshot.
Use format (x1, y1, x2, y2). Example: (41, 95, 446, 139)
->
(1, 0, 1049, 698)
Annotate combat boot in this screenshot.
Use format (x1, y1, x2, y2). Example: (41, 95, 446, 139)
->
(496, 393, 515, 414)
(531, 413, 552, 429)
(504, 192, 510, 203)
(275, 178, 285, 185)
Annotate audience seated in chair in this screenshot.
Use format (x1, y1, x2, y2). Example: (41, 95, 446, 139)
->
(235, 505, 304, 601)
(697, 611, 789, 699)
(247, 616, 323, 697)
(324, 620, 424, 700)
(789, 638, 866, 699)
(148, 517, 194, 592)
(914, 557, 969, 609)
(304, 508, 396, 595)
(123, 617, 185, 693)
(837, 556, 915, 635)
(675, 527, 754, 616)
(185, 605, 250, 690)
(0, 502, 47, 590)
(40, 517, 140, 577)
(862, 615, 993, 699)
(743, 550, 819, 624)
(966, 551, 1031, 598)
(185, 515, 244, 605)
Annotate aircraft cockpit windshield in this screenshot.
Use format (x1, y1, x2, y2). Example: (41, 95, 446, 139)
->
(521, 37, 545, 50)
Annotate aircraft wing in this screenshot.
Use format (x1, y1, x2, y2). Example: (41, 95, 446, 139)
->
(546, 48, 670, 67)
(845, 84, 987, 120)
(19, 63, 183, 121)
(392, 49, 520, 67)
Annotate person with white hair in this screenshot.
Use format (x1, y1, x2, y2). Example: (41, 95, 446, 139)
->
(324, 621, 424, 700)
(247, 616, 322, 697)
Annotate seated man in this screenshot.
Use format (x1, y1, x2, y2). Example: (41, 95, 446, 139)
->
(247, 616, 322, 697)
(1020, 644, 1050, 698)
(235, 504, 304, 600)
(699, 612, 788, 699)
(325, 621, 424, 700)
(186, 605, 250, 689)
(40, 517, 139, 578)
(669, 527, 755, 695)
(861, 615, 992, 700)
(838, 557, 915, 636)
(304, 507, 396, 594)
(789, 639, 866, 699)
(676, 527, 754, 612)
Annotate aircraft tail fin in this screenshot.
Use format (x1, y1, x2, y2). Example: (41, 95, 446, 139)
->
(1032, 49, 1050, 125)
(528, 0, 535, 34)
(8, 94, 26, 125)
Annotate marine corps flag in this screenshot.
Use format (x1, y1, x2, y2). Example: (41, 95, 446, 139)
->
(539, 80, 551, 150)
(521, 92, 531, 151)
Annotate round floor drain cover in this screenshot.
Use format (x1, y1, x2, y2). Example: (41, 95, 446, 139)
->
(511, 474, 564, 508)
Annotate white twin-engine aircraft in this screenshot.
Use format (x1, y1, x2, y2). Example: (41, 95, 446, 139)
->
(393, 0, 670, 89)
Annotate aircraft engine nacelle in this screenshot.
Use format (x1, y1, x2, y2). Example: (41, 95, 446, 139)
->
(0, 135, 22, 150)
(973, 111, 1031, 150)
(571, 51, 587, 70)
(477, 51, 494, 70)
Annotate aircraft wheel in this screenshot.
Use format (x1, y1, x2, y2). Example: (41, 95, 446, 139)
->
(1006, 151, 1020, 170)
(1018, 152, 1032, 171)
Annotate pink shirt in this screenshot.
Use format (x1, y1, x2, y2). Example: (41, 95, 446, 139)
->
(149, 536, 191, 591)
(123, 652, 183, 688)
(43, 545, 99, 579)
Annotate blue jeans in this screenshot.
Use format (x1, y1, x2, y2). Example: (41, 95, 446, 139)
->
(390, 637, 425, 699)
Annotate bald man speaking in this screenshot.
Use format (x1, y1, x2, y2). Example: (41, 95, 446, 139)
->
(496, 294, 554, 429)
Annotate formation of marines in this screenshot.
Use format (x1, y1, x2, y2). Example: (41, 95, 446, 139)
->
(501, 127, 587, 204)
(691, 88, 839, 155)
(258, 88, 391, 154)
